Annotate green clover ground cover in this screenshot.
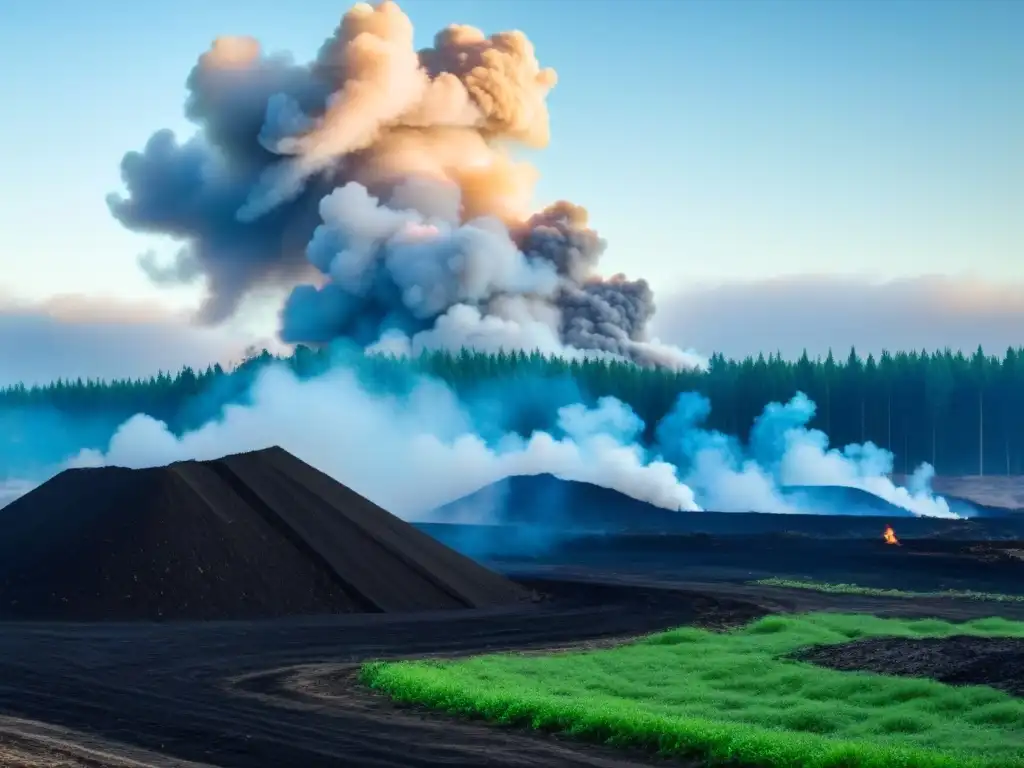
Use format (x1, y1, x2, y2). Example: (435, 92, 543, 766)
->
(361, 613, 1024, 767)
(753, 577, 1024, 603)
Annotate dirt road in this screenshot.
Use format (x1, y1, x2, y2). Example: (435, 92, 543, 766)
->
(0, 579, 759, 768)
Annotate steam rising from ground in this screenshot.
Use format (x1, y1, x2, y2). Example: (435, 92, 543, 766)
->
(0, 360, 946, 520)
(65, 365, 699, 517)
(109, 0, 699, 369)
(656, 392, 952, 518)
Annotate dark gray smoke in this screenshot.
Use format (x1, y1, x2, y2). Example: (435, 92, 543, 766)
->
(108, 1, 702, 368)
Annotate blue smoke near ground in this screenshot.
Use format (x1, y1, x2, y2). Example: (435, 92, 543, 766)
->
(0, 353, 954, 520)
(655, 390, 952, 517)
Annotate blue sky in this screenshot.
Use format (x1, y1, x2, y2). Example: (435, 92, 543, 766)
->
(0, 0, 1021, 379)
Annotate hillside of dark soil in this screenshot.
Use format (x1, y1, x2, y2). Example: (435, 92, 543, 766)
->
(794, 635, 1024, 698)
(0, 447, 527, 621)
(429, 474, 1016, 535)
(779, 484, 919, 516)
(430, 473, 690, 529)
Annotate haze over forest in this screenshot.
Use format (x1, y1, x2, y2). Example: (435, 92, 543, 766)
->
(4, 343, 1021, 482)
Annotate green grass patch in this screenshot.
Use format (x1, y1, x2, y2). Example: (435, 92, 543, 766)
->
(753, 577, 1024, 603)
(361, 613, 1024, 767)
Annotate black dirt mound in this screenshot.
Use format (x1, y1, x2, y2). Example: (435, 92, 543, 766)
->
(431, 473, 694, 530)
(0, 446, 528, 621)
(779, 485, 915, 517)
(432, 474, 921, 527)
(793, 636, 1024, 697)
(430, 474, 1024, 539)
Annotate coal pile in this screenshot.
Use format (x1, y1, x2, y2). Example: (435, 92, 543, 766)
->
(0, 447, 528, 621)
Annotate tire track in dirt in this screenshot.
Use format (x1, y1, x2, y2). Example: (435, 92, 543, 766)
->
(0, 579, 756, 768)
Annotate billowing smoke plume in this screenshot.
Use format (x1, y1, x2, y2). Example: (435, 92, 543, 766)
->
(109, 1, 698, 368)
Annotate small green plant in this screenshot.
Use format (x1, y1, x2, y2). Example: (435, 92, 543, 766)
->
(362, 612, 1024, 767)
(753, 578, 1024, 603)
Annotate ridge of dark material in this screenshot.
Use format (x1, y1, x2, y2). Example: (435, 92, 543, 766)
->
(0, 446, 526, 621)
(251, 456, 473, 609)
(249, 446, 529, 609)
(196, 461, 382, 613)
(431, 473, 1024, 539)
(0, 462, 359, 621)
(215, 452, 467, 612)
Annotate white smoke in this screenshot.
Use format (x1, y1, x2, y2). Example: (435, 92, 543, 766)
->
(655, 391, 956, 518)
(2, 365, 955, 520)
(66, 364, 698, 518)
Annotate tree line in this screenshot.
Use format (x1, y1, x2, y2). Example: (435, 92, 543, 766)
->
(1, 344, 1022, 476)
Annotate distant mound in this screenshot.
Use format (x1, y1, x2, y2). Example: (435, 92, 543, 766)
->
(780, 485, 916, 518)
(0, 447, 527, 621)
(431, 473, 686, 532)
(430, 474, 918, 532)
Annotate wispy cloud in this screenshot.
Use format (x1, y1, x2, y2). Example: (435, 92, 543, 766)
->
(0, 292, 275, 387)
(4, 273, 1022, 390)
(653, 274, 1024, 360)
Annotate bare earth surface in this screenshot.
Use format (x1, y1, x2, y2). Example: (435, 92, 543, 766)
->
(3, 571, 1024, 768)
(794, 635, 1024, 698)
(0, 579, 765, 768)
(4, 454, 1024, 767)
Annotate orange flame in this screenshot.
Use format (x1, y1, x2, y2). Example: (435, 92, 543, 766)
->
(883, 525, 900, 546)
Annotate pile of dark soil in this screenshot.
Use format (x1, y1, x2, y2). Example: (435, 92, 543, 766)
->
(431, 473, 685, 530)
(0, 446, 527, 621)
(430, 474, 1024, 538)
(793, 635, 1024, 697)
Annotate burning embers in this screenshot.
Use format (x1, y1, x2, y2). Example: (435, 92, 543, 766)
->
(883, 525, 900, 546)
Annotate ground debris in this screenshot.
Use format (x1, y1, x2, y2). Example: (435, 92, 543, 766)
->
(793, 635, 1024, 697)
